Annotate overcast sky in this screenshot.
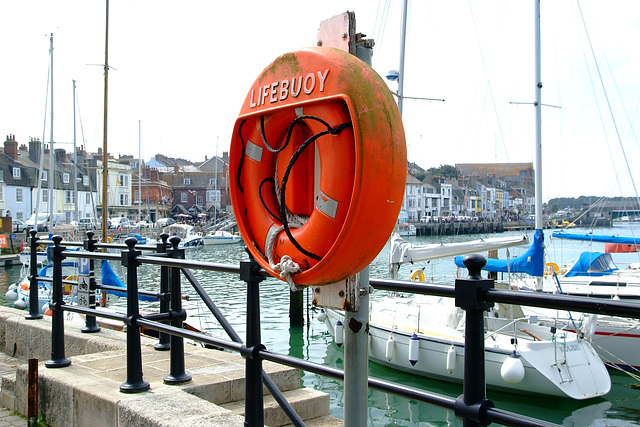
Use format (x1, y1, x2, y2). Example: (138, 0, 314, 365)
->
(1, 1, 639, 202)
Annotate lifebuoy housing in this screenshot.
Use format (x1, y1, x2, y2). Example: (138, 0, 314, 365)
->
(229, 47, 406, 287)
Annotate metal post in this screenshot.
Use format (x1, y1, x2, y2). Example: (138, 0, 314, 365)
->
(154, 233, 171, 350)
(454, 254, 494, 427)
(82, 231, 100, 333)
(119, 236, 150, 393)
(45, 236, 71, 368)
(343, 267, 370, 426)
(240, 255, 265, 427)
(164, 236, 191, 384)
(28, 358, 38, 427)
(25, 230, 43, 319)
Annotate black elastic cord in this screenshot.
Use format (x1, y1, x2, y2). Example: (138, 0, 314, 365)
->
(259, 178, 281, 222)
(278, 122, 352, 261)
(236, 119, 247, 194)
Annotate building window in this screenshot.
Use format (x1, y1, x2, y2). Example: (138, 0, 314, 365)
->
(42, 189, 48, 203)
(12, 168, 20, 179)
(119, 193, 129, 206)
(196, 196, 203, 206)
(16, 211, 23, 221)
(16, 188, 22, 203)
(181, 192, 188, 203)
(86, 193, 91, 204)
(134, 189, 141, 203)
(0, 170, 3, 182)
(184, 178, 191, 185)
(0, 185, 3, 202)
(209, 178, 216, 186)
(41, 170, 47, 181)
(118, 174, 129, 187)
(83, 175, 89, 186)
(63, 173, 70, 184)
(64, 190, 75, 204)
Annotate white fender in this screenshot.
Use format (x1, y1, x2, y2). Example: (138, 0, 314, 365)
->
(501, 351, 525, 384)
(446, 346, 456, 372)
(317, 309, 327, 322)
(409, 333, 419, 366)
(386, 335, 395, 361)
(14, 299, 27, 310)
(335, 320, 344, 347)
(5, 289, 18, 301)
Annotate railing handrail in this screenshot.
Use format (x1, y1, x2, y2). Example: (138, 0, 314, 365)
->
(32, 232, 640, 426)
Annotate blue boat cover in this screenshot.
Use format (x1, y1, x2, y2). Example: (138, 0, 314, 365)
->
(454, 229, 545, 276)
(101, 260, 156, 301)
(564, 252, 619, 277)
(552, 231, 640, 245)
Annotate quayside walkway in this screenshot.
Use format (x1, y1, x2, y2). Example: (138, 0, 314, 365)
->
(0, 307, 340, 427)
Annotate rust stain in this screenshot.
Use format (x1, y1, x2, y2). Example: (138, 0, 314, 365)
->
(348, 317, 363, 333)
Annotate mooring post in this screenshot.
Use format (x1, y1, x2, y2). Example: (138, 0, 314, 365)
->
(454, 254, 495, 427)
(25, 230, 43, 320)
(45, 236, 71, 368)
(28, 358, 38, 427)
(241, 254, 266, 427)
(81, 231, 101, 333)
(164, 236, 191, 384)
(154, 232, 171, 351)
(119, 236, 150, 393)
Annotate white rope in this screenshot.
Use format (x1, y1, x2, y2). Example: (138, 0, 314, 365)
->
(265, 225, 301, 291)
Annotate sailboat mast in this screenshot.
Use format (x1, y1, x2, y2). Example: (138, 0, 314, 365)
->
(534, 0, 544, 289)
(534, 0, 543, 231)
(48, 33, 54, 231)
(138, 120, 141, 223)
(397, 0, 408, 116)
(73, 80, 78, 223)
(101, 0, 109, 244)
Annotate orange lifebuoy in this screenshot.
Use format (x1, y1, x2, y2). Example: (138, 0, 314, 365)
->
(230, 47, 406, 287)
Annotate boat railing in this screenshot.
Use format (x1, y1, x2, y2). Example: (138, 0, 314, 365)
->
(23, 230, 640, 426)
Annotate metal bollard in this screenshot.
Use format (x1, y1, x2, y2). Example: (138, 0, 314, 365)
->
(454, 254, 495, 427)
(241, 254, 266, 427)
(81, 231, 101, 333)
(25, 230, 43, 320)
(45, 236, 71, 368)
(119, 237, 150, 393)
(163, 236, 191, 384)
(154, 233, 171, 351)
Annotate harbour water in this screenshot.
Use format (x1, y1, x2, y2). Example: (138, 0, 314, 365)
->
(2, 225, 640, 426)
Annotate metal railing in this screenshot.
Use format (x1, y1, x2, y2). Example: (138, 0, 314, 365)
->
(23, 230, 640, 426)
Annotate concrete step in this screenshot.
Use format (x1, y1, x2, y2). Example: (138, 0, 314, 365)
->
(221, 387, 334, 427)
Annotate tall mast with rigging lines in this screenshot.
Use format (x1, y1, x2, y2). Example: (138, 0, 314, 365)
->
(101, 0, 110, 243)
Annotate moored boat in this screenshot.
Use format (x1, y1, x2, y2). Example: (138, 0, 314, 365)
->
(202, 230, 242, 245)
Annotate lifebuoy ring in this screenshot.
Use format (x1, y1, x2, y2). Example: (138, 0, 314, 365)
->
(230, 47, 406, 287)
(409, 269, 425, 282)
(544, 262, 559, 275)
(106, 236, 112, 243)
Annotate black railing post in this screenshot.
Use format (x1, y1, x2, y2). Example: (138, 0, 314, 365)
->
(454, 254, 495, 427)
(163, 236, 191, 384)
(154, 233, 171, 351)
(119, 237, 150, 393)
(25, 230, 43, 320)
(241, 253, 266, 427)
(81, 231, 101, 333)
(45, 236, 71, 368)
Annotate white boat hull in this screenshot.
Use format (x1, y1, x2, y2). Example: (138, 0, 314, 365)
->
(323, 300, 610, 399)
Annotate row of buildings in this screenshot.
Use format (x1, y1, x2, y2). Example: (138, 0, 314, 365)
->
(401, 162, 536, 222)
(0, 134, 538, 228)
(0, 135, 229, 227)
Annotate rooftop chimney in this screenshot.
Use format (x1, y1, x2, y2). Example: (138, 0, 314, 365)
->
(4, 135, 18, 161)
